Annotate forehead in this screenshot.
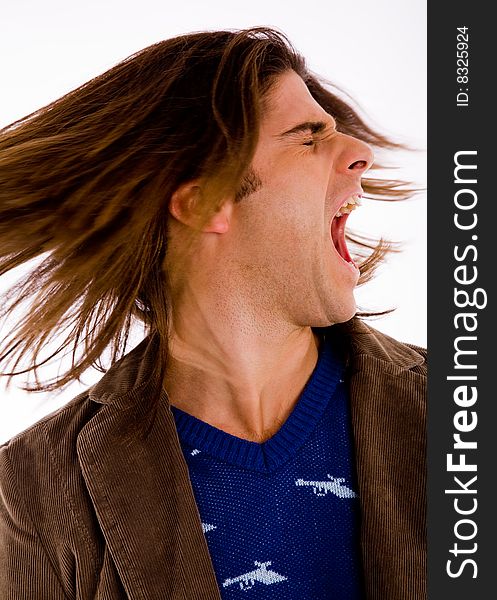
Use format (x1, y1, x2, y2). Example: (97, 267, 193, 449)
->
(260, 70, 334, 133)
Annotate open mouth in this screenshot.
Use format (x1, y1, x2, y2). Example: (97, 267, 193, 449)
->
(330, 193, 361, 265)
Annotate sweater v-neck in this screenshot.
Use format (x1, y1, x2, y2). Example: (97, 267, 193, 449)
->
(169, 331, 344, 472)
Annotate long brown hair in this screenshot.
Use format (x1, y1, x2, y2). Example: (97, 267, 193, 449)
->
(0, 27, 415, 431)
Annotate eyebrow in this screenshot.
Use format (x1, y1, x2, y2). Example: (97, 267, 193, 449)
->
(277, 118, 336, 138)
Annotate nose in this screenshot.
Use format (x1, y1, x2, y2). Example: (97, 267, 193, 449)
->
(335, 132, 375, 175)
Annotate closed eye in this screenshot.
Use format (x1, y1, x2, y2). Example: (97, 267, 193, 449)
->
(302, 128, 339, 148)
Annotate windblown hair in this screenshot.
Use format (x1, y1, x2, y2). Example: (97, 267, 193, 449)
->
(0, 27, 415, 433)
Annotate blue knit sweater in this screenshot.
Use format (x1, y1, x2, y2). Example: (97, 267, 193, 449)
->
(171, 331, 365, 598)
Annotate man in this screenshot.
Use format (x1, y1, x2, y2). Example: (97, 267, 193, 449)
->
(0, 28, 426, 599)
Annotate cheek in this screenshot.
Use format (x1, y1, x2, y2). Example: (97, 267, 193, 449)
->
(262, 166, 324, 217)
(233, 204, 312, 270)
(234, 156, 327, 248)
(257, 189, 318, 244)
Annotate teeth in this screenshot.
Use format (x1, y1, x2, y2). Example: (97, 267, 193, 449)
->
(335, 193, 362, 217)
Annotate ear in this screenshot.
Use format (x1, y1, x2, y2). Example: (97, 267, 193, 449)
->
(169, 181, 232, 234)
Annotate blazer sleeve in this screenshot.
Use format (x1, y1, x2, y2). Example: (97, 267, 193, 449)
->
(0, 442, 67, 599)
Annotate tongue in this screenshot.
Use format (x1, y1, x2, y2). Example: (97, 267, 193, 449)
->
(330, 214, 353, 263)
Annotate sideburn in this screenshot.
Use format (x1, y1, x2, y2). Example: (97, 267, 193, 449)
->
(234, 168, 263, 202)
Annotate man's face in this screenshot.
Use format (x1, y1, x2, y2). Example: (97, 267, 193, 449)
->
(225, 69, 374, 328)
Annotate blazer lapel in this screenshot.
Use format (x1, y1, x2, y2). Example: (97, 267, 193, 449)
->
(77, 336, 222, 600)
(336, 319, 427, 599)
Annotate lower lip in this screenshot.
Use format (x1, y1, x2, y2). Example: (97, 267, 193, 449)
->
(338, 256, 360, 277)
(342, 258, 359, 274)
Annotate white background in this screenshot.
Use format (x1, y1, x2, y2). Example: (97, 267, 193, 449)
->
(0, 0, 426, 442)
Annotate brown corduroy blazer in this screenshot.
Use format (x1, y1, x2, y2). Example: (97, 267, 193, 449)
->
(0, 318, 426, 599)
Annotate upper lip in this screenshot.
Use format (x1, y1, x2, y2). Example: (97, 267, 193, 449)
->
(332, 188, 364, 219)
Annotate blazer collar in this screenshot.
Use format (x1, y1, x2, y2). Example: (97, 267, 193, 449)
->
(332, 317, 425, 371)
(88, 333, 161, 409)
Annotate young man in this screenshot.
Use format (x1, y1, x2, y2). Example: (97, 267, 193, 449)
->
(0, 28, 426, 599)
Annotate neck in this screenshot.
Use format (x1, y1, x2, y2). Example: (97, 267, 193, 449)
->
(164, 295, 321, 443)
